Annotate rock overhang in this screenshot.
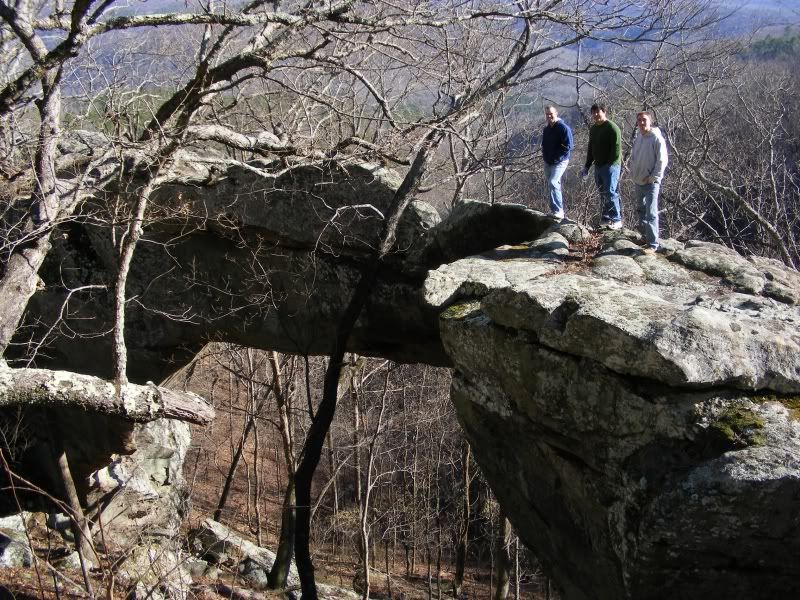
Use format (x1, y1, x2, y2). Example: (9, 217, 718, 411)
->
(428, 207, 800, 600)
(425, 213, 800, 394)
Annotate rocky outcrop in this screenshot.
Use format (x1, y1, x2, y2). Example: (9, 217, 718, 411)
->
(87, 419, 192, 546)
(21, 159, 450, 381)
(429, 213, 800, 600)
(10, 151, 800, 600)
(0, 514, 34, 568)
(189, 518, 299, 588)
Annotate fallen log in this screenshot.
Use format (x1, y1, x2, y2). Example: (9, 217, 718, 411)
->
(0, 361, 214, 425)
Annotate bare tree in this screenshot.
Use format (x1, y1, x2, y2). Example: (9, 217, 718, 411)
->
(667, 53, 800, 265)
(452, 441, 471, 597)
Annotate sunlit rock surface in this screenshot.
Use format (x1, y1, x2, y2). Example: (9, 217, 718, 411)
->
(430, 212, 800, 600)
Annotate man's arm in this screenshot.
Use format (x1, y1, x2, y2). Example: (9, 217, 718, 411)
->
(541, 127, 551, 163)
(560, 123, 574, 163)
(611, 122, 622, 165)
(653, 132, 668, 181)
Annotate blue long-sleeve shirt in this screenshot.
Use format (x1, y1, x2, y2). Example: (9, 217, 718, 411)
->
(541, 120, 573, 165)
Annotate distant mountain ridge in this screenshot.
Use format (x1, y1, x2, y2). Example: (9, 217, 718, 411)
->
(721, 0, 800, 19)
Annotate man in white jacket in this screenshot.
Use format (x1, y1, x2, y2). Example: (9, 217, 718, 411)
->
(629, 111, 668, 253)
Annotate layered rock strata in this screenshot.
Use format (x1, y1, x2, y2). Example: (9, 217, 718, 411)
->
(428, 215, 800, 600)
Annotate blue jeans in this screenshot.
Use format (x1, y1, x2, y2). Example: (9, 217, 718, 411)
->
(544, 160, 569, 215)
(634, 182, 660, 249)
(594, 164, 621, 224)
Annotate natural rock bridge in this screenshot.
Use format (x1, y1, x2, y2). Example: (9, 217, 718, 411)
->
(16, 159, 800, 600)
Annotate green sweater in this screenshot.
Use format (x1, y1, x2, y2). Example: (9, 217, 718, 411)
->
(585, 120, 621, 168)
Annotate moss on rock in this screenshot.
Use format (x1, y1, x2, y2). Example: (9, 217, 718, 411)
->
(751, 393, 800, 421)
(441, 301, 482, 321)
(710, 405, 766, 448)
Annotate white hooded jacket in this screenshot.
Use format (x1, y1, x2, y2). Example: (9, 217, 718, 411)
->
(629, 126, 668, 185)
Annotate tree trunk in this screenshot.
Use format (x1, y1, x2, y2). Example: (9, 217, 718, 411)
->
(494, 513, 512, 600)
(0, 362, 213, 424)
(0, 235, 51, 356)
(427, 545, 433, 600)
(294, 128, 445, 600)
(113, 177, 157, 389)
(0, 68, 62, 358)
(385, 539, 393, 599)
(359, 500, 371, 600)
(452, 442, 471, 597)
(268, 351, 297, 589)
(489, 514, 494, 600)
(436, 526, 443, 600)
(327, 430, 339, 515)
(251, 408, 263, 545)
(411, 419, 420, 577)
(47, 412, 95, 597)
(353, 381, 362, 502)
(514, 537, 520, 600)
(269, 478, 296, 589)
(214, 414, 255, 522)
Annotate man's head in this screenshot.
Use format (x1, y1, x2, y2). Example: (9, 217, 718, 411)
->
(544, 105, 559, 126)
(591, 103, 608, 124)
(637, 111, 653, 134)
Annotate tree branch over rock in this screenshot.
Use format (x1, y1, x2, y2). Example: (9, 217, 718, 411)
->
(0, 361, 214, 425)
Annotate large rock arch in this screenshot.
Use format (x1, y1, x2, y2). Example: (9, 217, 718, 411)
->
(10, 158, 800, 599)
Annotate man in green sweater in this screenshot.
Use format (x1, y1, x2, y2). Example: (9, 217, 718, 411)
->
(580, 103, 622, 228)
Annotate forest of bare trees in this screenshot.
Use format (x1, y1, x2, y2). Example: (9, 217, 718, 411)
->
(182, 347, 531, 599)
(2, 0, 800, 598)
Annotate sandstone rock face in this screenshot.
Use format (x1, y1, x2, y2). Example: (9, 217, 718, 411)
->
(153, 160, 405, 252)
(429, 214, 800, 600)
(15, 154, 800, 600)
(24, 159, 448, 381)
(87, 419, 192, 546)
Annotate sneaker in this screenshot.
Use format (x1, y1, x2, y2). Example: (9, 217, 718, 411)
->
(553, 210, 565, 220)
(608, 220, 623, 230)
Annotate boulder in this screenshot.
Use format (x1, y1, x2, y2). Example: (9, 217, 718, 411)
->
(0, 514, 34, 568)
(430, 212, 800, 600)
(318, 583, 361, 600)
(189, 518, 299, 587)
(117, 541, 192, 600)
(87, 419, 192, 546)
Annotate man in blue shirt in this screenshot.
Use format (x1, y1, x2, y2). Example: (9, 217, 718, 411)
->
(541, 105, 574, 220)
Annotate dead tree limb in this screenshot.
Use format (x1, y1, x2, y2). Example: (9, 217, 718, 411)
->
(0, 362, 214, 425)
